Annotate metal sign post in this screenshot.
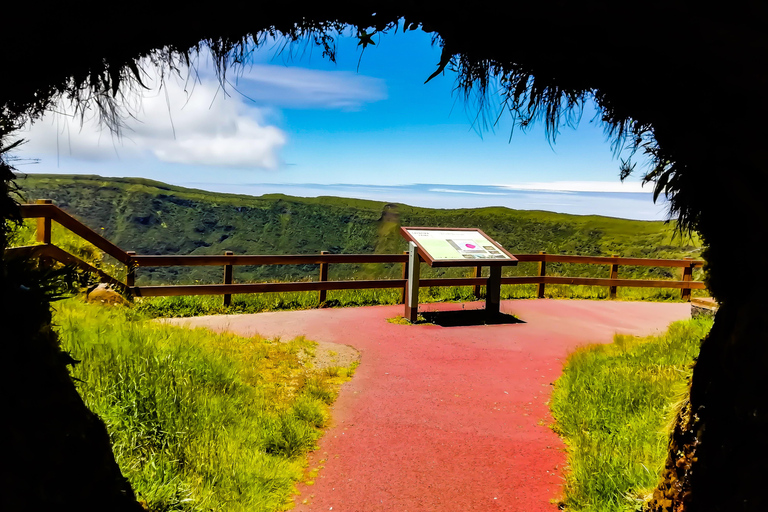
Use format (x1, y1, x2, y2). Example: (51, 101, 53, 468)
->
(486, 265, 502, 315)
(405, 241, 421, 323)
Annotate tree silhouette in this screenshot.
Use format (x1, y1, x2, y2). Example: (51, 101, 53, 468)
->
(2, 4, 766, 510)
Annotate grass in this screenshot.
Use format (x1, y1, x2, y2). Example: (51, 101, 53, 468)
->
(54, 299, 356, 512)
(550, 318, 713, 512)
(134, 283, 698, 319)
(386, 314, 431, 325)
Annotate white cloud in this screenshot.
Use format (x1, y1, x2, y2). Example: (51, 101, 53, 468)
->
(429, 188, 507, 196)
(17, 59, 387, 167)
(17, 69, 287, 169)
(231, 64, 387, 110)
(496, 181, 650, 193)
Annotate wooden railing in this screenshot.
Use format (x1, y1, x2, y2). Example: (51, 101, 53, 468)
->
(21, 200, 132, 264)
(5, 243, 128, 293)
(16, 201, 707, 304)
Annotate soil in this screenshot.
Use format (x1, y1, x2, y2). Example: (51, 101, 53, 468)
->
(307, 340, 361, 369)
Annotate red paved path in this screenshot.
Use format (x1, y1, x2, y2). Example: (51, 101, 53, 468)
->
(167, 299, 691, 512)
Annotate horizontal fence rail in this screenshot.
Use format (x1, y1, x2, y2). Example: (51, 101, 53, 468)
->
(131, 253, 410, 266)
(6, 243, 128, 292)
(514, 253, 704, 268)
(20, 201, 132, 264)
(506, 276, 706, 289)
(19, 201, 707, 304)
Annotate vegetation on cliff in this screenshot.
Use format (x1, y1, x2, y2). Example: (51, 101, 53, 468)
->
(15, 173, 702, 288)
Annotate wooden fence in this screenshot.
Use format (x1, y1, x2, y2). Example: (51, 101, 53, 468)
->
(12, 201, 707, 304)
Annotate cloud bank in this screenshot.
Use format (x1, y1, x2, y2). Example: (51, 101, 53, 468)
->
(18, 73, 286, 169)
(17, 62, 386, 168)
(496, 181, 649, 193)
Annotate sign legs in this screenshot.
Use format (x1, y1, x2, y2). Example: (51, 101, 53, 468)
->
(405, 241, 420, 323)
(486, 265, 502, 316)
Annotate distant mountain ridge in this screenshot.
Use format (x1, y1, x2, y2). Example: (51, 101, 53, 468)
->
(14, 173, 702, 285)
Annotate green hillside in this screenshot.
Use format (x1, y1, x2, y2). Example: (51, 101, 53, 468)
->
(13, 173, 703, 286)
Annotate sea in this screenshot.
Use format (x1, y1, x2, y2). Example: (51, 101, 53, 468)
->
(182, 182, 671, 222)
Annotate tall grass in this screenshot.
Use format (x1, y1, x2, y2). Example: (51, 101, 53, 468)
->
(550, 318, 713, 512)
(55, 299, 355, 511)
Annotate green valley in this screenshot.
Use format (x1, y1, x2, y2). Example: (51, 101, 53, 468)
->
(14, 173, 703, 288)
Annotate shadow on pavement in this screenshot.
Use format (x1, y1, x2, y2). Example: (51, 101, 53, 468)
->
(420, 309, 525, 327)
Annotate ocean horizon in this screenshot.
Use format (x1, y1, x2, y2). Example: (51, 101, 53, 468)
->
(179, 182, 670, 221)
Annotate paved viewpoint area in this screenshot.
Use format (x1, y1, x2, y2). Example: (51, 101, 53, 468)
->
(167, 300, 692, 512)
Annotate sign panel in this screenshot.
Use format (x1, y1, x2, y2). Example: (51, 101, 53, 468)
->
(400, 227, 518, 267)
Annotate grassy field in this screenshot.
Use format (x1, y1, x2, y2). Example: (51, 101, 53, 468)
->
(550, 318, 712, 512)
(55, 299, 356, 511)
(132, 283, 695, 318)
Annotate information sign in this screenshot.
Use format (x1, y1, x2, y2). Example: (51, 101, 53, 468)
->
(400, 227, 518, 267)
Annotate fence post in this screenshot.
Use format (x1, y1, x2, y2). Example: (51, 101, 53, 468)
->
(125, 251, 136, 288)
(400, 251, 408, 304)
(609, 254, 619, 299)
(473, 265, 483, 298)
(36, 199, 52, 244)
(681, 257, 693, 301)
(537, 251, 546, 298)
(318, 251, 329, 306)
(223, 251, 234, 307)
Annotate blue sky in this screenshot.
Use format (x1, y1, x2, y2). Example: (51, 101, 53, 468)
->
(14, 27, 666, 218)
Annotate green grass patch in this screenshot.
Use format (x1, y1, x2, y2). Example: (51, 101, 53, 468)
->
(550, 318, 712, 512)
(55, 299, 356, 511)
(386, 315, 415, 325)
(135, 284, 691, 319)
(385, 314, 432, 325)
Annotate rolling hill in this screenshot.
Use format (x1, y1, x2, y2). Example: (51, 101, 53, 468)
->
(13, 173, 703, 285)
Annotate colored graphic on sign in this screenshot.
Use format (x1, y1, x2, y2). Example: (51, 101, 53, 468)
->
(403, 229, 512, 261)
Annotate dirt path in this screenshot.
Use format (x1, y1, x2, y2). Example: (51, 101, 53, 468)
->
(165, 299, 691, 512)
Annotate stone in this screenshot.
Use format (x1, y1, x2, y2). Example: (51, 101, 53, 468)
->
(691, 297, 718, 319)
(86, 283, 129, 306)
